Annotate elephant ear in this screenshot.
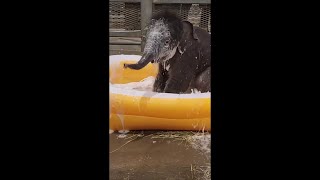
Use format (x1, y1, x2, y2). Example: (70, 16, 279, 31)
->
(178, 21, 199, 54)
(182, 21, 199, 40)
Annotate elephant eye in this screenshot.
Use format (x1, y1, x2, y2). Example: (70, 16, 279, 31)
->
(165, 40, 169, 45)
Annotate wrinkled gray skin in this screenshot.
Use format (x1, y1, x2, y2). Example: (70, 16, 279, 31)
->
(124, 14, 211, 94)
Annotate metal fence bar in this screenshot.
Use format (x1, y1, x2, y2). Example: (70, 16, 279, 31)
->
(109, 0, 141, 2)
(140, 0, 153, 52)
(109, 30, 141, 37)
(153, 0, 211, 4)
(109, 0, 211, 4)
(109, 37, 141, 45)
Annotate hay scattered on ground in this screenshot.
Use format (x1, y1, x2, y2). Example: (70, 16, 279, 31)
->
(150, 131, 211, 180)
(150, 131, 210, 150)
(150, 131, 211, 158)
(110, 130, 211, 179)
(188, 133, 211, 158)
(191, 163, 211, 180)
(110, 131, 153, 153)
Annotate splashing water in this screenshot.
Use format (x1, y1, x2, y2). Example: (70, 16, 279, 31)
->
(117, 113, 129, 139)
(116, 114, 125, 130)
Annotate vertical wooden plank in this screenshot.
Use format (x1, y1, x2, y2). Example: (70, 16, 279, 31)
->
(140, 1, 153, 52)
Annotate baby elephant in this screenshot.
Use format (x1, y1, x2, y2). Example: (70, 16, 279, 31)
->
(124, 11, 211, 94)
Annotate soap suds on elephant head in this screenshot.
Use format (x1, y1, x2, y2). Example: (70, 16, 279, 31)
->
(111, 76, 203, 94)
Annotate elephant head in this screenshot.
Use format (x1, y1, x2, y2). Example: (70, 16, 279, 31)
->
(124, 11, 199, 70)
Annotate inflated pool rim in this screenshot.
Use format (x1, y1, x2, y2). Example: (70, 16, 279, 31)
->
(109, 55, 211, 99)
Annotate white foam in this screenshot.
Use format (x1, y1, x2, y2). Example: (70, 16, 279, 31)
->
(112, 76, 155, 92)
(144, 19, 170, 54)
(191, 88, 202, 94)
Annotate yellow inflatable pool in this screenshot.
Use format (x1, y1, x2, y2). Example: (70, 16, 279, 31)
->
(109, 55, 211, 131)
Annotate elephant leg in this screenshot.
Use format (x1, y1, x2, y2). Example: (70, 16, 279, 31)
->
(185, 77, 199, 93)
(164, 71, 194, 94)
(153, 73, 167, 92)
(195, 67, 211, 92)
(153, 64, 168, 92)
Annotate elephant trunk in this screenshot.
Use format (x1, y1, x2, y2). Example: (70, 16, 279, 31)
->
(123, 52, 154, 70)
